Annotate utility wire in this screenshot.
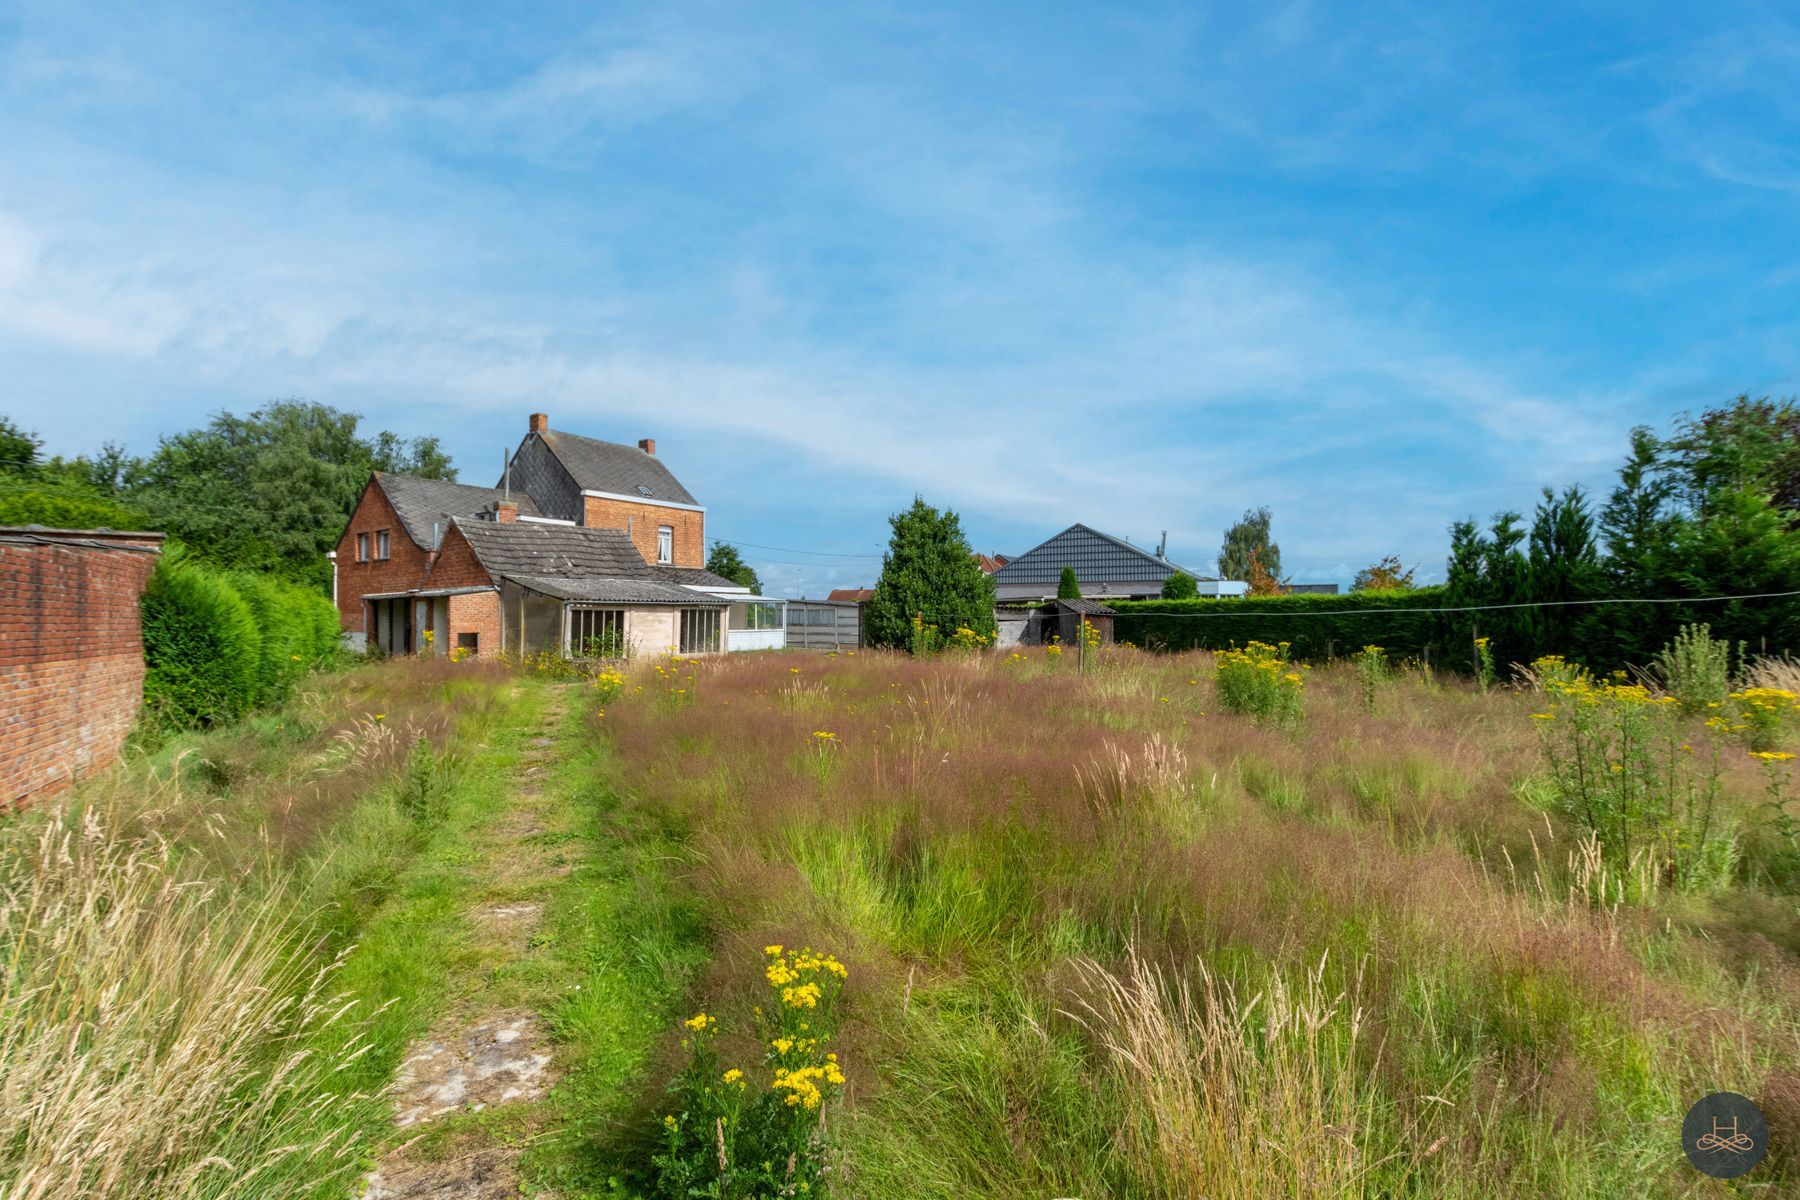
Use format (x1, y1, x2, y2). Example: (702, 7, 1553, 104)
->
(709, 536, 884, 560)
(1104, 589, 1800, 619)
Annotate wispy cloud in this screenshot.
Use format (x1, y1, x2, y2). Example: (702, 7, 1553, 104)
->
(2, 1, 1796, 587)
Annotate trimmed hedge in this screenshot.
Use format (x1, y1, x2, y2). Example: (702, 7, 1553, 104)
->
(142, 551, 342, 727)
(142, 550, 264, 726)
(1112, 587, 1451, 663)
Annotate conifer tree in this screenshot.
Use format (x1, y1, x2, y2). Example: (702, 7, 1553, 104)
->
(1057, 566, 1081, 600)
(865, 497, 996, 650)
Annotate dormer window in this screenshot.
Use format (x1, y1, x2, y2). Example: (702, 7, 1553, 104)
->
(657, 526, 673, 564)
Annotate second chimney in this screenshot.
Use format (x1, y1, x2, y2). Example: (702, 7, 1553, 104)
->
(529, 412, 549, 434)
(638, 437, 656, 456)
(495, 500, 519, 523)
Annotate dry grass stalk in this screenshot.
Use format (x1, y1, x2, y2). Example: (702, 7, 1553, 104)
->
(1069, 947, 1375, 1200)
(1745, 654, 1800, 694)
(0, 806, 374, 1200)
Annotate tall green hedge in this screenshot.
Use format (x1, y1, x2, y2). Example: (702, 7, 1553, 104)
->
(142, 551, 342, 727)
(141, 550, 264, 726)
(1111, 587, 1451, 663)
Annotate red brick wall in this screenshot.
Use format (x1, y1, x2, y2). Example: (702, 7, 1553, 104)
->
(581, 496, 705, 567)
(0, 534, 162, 810)
(427, 526, 493, 590)
(336, 481, 433, 633)
(447, 591, 502, 657)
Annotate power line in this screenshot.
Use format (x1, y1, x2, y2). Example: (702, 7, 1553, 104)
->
(709, 536, 884, 560)
(1106, 589, 1800, 619)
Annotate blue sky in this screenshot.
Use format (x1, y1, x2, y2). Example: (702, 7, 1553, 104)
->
(4, 2, 1800, 594)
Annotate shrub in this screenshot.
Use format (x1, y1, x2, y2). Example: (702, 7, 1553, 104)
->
(1528, 657, 1732, 894)
(652, 946, 849, 1198)
(1718, 688, 1800, 752)
(1653, 623, 1734, 714)
(140, 550, 262, 726)
(1160, 571, 1198, 600)
(1214, 640, 1305, 726)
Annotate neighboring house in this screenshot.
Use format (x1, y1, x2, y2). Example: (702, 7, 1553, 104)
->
(989, 523, 1247, 601)
(974, 553, 1010, 575)
(826, 588, 874, 603)
(1, 526, 164, 809)
(334, 412, 784, 657)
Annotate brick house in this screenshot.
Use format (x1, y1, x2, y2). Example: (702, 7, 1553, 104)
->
(333, 413, 784, 657)
(1, 526, 165, 809)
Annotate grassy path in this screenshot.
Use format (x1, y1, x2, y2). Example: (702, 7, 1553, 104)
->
(358, 681, 705, 1199)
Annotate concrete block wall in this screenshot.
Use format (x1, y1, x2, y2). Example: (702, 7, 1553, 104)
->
(0, 532, 162, 810)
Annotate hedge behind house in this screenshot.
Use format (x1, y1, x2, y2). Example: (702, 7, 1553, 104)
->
(1111, 586, 1451, 663)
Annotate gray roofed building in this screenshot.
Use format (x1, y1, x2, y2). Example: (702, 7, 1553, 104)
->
(528, 428, 699, 506)
(990, 523, 1247, 601)
(375, 472, 542, 548)
(508, 575, 729, 605)
(452, 519, 648, 578)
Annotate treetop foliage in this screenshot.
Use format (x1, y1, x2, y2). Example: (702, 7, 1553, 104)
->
(1, 400, 454, 593)
(1219, 506, 1280, 584)
(1352, 555, 1416, 592)
(706, 542, 762, 594)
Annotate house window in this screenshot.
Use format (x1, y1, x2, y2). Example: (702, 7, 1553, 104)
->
(376, 530, 391, 560)
(679, 608, 721, 653)
(456, 632, 479, 654)
(569, 608, 626, 658)
(356, 533, 369, 562)
(657, 526, 673, 564)
(808, 607, 837, 627)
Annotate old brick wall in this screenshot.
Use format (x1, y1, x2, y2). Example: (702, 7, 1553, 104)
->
(336, 481, 434, 634)
(446, 591, 502, 657)
(581, 497, 705, 568)
(0, 531, 163, 810)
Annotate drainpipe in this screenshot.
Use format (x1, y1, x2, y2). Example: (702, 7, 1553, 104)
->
(326, 550, 337, 607)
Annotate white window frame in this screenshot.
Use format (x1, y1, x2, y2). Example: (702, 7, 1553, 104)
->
(357, 532, 369, 562)
(657, 525, 673, 564)
(376, 530, 391, 560)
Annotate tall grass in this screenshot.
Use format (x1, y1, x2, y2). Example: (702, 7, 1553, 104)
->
(0, 809, 372, 1200)
(0, 659, 514, 1199)
(596, 644, 1800, 1197)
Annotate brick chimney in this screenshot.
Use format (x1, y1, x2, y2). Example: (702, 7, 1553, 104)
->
(495, 500, 518, 523)
(529, 412, 549, 434)
(638, 437, 656, 455)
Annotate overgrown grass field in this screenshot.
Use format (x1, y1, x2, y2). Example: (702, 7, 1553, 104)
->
(599, 646, 1799, 1197)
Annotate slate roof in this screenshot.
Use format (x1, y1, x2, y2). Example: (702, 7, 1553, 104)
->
(509, 575, 728, 605)
(536, 429, 699, 506)
(990, 523, 1211, 586)
(452, 519, 647, 578)
(376, 472, 541, 548)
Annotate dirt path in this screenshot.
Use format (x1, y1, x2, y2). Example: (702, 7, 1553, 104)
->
(362, 695, 574, 1200)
